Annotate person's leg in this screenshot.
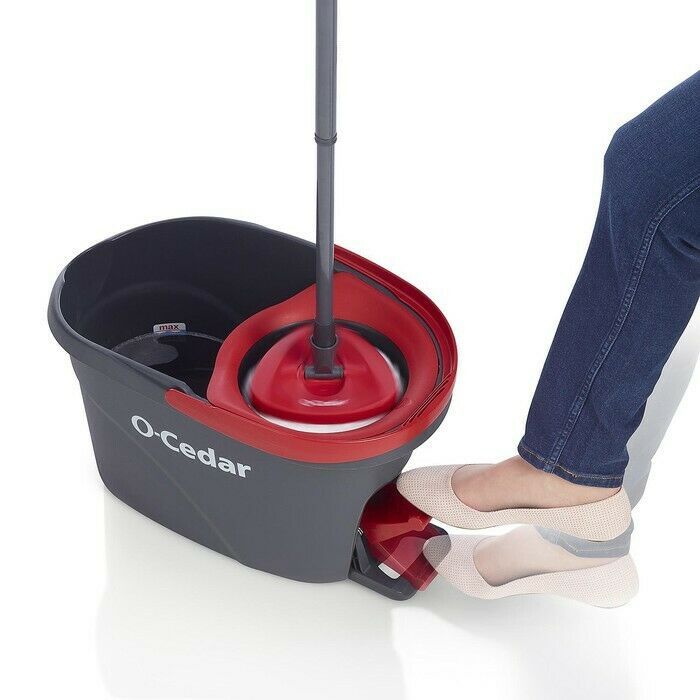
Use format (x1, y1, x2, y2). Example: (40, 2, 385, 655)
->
(454, 72, 700, 510)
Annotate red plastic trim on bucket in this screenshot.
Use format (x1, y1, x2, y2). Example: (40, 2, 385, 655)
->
(166, 247, 457, 464)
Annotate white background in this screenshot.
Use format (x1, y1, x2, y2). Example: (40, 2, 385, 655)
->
(2, 1, 699, 698)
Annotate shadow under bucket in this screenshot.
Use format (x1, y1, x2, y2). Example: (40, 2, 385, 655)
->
(48, 217, 457, 598)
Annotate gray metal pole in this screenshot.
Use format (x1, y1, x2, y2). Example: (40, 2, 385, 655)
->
(309, 0, 341, 378)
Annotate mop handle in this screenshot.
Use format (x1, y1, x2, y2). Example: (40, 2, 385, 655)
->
(309, 0, 340, 378)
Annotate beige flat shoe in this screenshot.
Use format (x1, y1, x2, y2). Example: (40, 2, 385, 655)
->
(424, 535, 639, 608)
(397, 465, 632, 541)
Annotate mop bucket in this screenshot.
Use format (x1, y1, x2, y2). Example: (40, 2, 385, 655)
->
(48, 217, 457, 598)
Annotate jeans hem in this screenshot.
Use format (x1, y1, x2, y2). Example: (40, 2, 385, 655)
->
(518, 440, 624, 488)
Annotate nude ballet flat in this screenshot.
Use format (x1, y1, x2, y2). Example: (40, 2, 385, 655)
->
(396, 465, 632, 541)
(423, 535, 639, 608)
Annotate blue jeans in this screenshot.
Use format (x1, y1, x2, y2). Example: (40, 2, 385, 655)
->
(519, 72, 700, 488)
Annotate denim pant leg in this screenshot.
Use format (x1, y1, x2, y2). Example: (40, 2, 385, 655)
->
(519, 72, 700, 487)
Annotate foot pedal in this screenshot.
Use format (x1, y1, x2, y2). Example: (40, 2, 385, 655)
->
(350, 482, 447, 598)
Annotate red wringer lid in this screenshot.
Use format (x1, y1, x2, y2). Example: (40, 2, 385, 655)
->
(248, 325, 400, 426)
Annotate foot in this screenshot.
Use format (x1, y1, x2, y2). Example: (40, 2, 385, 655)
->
(473, 526, 616, 586)
(451, 455, 619, 512)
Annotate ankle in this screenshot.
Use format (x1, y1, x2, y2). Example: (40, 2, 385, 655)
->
(511, 456, 619, 506)
(452, 456, 619, 511)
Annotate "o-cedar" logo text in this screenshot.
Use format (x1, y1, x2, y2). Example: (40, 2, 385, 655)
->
(131, 415, 251, 478)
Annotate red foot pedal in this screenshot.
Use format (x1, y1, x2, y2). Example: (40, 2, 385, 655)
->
(360, 483, 432, 542)
(359, 482, 442, 591)
(367, 522, 445, 590)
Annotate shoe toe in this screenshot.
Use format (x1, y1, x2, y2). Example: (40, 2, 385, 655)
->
(396, 465, 458, 515)
(423, 535, 492, 597)
(423, 534, 453, 568)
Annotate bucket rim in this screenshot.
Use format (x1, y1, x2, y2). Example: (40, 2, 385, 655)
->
(48, 216, 458, 463)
